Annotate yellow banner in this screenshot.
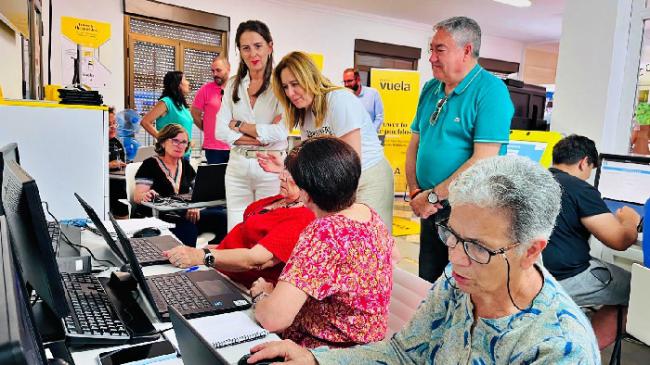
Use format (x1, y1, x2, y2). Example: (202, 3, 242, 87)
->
(308, 53, 324, 71)
(61, 16, 110, 48)
(371, 69, 420, 193)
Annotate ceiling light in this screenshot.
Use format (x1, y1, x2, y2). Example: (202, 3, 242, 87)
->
(493, 0, 532, 7)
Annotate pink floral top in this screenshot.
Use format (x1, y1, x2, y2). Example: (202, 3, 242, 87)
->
(278, 207, 394, 349)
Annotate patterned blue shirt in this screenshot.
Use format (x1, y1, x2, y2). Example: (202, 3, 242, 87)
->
(312, 265, 600, 364)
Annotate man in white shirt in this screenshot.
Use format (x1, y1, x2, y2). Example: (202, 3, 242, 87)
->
(343, 68, 384, 133)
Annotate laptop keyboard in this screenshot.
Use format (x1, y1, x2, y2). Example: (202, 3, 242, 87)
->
(61, 272, 130, 345)
(150, 274, 213, 312)
(131, 238, 164, 262)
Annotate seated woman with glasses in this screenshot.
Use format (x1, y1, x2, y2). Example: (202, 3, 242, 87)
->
(246, 156, 600, 364)
(161, 166, 315, 289)
(250, 136, 395, 349)
(132, 123, 224, 246)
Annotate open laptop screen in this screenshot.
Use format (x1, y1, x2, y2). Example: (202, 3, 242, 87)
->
(594, 154, 650, 217)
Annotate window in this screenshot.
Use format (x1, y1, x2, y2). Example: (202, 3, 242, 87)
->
(123, 1, 228, 153)
(353, 39, 420, 85)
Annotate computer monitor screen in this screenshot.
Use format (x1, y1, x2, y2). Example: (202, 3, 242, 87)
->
(506, 140, 548, 164)
(0, 216, 48, 365)
(595, 154, 650, 217)
(1, 160, 69, 318)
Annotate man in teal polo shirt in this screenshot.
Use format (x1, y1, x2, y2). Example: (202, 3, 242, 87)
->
(406, 16, 513, 283)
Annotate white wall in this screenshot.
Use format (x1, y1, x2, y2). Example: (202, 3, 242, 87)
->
(0, 22, 23, 99)
(552, 0, 634, 153)
(36, 0, 525, 109)
(42, 0, 125, 108)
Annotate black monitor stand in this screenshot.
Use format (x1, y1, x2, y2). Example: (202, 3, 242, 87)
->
(32, 301, 75, 364)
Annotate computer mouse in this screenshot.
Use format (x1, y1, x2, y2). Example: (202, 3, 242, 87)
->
(238, 353, 285, 365)
(132, 227, 161, 238)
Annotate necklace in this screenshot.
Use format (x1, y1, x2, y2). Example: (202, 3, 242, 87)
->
(258, 199, 301, 215)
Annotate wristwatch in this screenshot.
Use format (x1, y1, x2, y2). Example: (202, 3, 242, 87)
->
(203, 248, 215, 268)
(234, 120, 243, 129)
(427, 191, 439, 205)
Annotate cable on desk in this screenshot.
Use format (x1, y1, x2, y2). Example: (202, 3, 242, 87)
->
(42, 201, 118, 268)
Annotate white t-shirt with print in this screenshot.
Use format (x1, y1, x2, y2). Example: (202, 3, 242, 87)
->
(300, 89, 384, 171)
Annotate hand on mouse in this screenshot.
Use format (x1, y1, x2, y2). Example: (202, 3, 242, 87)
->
(248, 340, 315, 364)
(163, 246, 203, 269)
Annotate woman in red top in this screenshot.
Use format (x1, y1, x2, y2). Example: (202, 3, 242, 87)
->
(163, 168, 315, 288)
(251, 136, 395, 349)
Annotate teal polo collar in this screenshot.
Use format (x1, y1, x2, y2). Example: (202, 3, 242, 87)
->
(436, 63, 484, 96)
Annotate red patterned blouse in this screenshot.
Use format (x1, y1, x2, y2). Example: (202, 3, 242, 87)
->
(279, 207, 394, 349)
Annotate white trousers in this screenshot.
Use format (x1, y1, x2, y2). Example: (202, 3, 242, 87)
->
(225, 152, 280, 231)
(357, 157, 394, 233)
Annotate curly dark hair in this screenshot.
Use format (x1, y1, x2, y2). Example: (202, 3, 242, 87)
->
(232, 20, 274, 104)
(285, 136, 361, 213)
(160, 71, 188, 109)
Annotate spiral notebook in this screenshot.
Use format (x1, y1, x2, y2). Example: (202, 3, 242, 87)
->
(169, 311, 269, 349)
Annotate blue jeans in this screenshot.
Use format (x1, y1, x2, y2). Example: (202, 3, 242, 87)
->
(205, 149, 230, 164)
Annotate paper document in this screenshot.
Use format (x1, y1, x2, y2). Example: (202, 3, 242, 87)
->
(165, 311, 280, 364)
(92, 217, 175, 234)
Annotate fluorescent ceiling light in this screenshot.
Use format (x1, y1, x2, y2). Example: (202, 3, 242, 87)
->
(493, 0, 532, 7)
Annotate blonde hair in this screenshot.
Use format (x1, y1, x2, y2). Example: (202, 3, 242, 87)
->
(272, 51, 343, 129)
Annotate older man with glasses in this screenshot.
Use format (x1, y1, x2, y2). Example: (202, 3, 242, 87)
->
(246, 156, 600, 365)
(405, 16, 514, 283)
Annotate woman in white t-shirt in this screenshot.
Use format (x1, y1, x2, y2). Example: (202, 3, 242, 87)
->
(216, 20, 288, 231)
(259, 51, 393, 231)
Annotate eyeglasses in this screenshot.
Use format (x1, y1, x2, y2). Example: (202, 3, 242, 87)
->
(429, 96, 449, 125)
(169, 138, 189, 147)
(436, 222, 520, 264)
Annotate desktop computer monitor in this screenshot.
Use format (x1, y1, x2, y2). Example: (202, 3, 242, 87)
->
(594, 154, 650, 218)
(0, 143, 20, 216)
(1, 160, 69, 318)
(0, 215, 48, 365)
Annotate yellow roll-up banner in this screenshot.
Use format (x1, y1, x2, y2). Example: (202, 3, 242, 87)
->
(61, 16, 110, 48)
(371, 69, 420, 194)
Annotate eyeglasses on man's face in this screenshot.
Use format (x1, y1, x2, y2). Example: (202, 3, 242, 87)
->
(429, 96, 449, 125)
(436, 222, 520, 264)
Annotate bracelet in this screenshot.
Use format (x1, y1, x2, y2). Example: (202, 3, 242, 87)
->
(252, 292, 269, 304)
(409, 189, 423, 200)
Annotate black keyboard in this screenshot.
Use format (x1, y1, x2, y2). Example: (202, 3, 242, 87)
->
(61, 272, 130, 345)
(150, 274, 213, 313)
(131, 238, 164, 262)
(48, 221, 62, 252)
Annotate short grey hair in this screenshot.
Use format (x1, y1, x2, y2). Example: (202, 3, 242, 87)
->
(434, 16, 482, 58)
(448, 156, 561, 252)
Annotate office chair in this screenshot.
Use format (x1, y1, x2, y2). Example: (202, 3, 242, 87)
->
(120, 161, 142, 217)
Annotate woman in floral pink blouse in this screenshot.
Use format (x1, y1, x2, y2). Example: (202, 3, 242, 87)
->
(251, 136, 395, 349)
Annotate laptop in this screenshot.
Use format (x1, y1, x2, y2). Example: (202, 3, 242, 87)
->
(132, 146, 156, 163)
(175, 163, 227, 203)
(627, 263, 650, 345)
(74, 193, 182, 266)
(169, 305, 229, 365)
(594, 153, 650, 220)
(108, 214, 251, 321)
